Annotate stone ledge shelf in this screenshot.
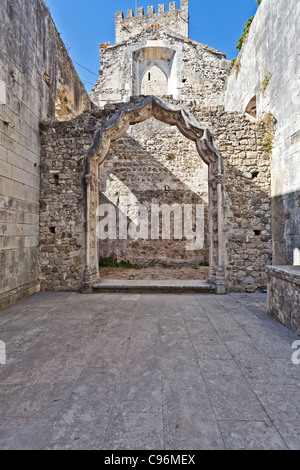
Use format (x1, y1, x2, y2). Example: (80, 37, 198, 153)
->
(267, 265, 300, 336)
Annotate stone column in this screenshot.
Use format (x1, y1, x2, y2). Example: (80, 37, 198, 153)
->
(82, 174, 94, 293)
(208, 171, 216, 283)
(215, 173, 226, 294)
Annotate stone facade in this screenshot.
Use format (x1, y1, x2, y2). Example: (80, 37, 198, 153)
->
(89, 0, 231, 282)
(91, 0, 229, 108)
(115, 1, 189, 44)
(267, 266, 300, 336)
(0, 0, 91, 310)
(225, 0, 300, 267)
(99, 117, 209, 267)
(224, 0, 299, 325)
(3, 0, 298, 304)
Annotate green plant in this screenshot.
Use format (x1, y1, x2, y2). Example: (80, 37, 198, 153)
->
(231, 1, 262, 65)
(296, 195, 300, 207)
(261, 71, 271, 96)
(39, 121, 49, 135)
(199, 261, 209, 267)
(236, 16, 255, 52)
(9, 71, 15, 79)
(99, 257, 139, 269)
(258, 112, 276, 157)
(232, 57, 241, 77)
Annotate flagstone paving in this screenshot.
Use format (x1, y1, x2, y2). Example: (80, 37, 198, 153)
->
(0, 292, 299, 450)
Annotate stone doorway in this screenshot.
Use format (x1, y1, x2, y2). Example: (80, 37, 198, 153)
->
(98, 116, 209, 282)
(83, 97, 227, 294)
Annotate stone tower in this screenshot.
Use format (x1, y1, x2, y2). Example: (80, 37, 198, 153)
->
(90, 1, 231, 268)
(91, 0, 229, 107)
(115, 1, 189, 43)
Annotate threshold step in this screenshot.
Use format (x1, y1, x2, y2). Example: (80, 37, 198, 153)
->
(92, 280, 216, 294)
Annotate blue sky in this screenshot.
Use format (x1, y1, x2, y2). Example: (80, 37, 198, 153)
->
(46, 0, 259, 92)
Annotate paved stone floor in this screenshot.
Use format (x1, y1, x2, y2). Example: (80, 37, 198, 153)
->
(0, 292, 299, 450)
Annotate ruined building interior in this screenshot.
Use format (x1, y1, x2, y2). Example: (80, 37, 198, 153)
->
(0, 0, 299, 335)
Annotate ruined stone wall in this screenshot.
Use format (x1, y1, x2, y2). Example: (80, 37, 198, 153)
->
(39, 103, 272, 293)
(39, 112, 98, 292)
(0, 0, 90, 308)
(267, 266, 300, 336)
(115, 1, 189, 44)
(99, 117, 209, 267)
(225, 0, 300, 266)
(188, 107, 272, 292)
(91, 34, 229, 107)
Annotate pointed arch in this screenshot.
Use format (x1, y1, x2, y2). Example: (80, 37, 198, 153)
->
(82, 96, 226, 295)
(141, 64, 168, 96)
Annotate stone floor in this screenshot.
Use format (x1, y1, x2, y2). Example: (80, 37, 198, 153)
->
(0, 292, 299, 450)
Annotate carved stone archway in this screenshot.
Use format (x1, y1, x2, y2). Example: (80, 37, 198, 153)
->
(82, 96, 226, 294)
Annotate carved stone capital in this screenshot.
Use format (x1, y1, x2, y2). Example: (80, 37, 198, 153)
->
(215, 174, 223, 185)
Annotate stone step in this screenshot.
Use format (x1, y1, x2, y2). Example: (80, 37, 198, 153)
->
(92, 280, 216, 294)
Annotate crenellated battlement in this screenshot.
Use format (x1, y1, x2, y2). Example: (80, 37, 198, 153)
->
(115, 1, 189, 44)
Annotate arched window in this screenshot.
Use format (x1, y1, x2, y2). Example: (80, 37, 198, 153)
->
(141, 65, 168, 96)
(245, 96, 257, 118)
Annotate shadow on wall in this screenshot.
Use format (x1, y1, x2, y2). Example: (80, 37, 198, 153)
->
(217, 153, 272, 293)
(272, 191, 300, 266)
(98, 132, 209, 268)
(97, 145, 273, 291)
(38, 103, 274, 294)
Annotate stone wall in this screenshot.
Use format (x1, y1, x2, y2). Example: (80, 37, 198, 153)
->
(115, 1, 189, 44)
(193, 107, 272, 292)
(267, 266, 300, 336)
(99, 117, 209, 267)
(39, 101, 272, 293)
(225, 0, 300, 266)
(39, 112, 96, 292)
(0, 0, 90, 309)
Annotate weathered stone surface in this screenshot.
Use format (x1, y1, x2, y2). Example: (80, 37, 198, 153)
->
(0, 0, 90, 310)
(100, 117, 209, 267)
(91, 0, 229, 108)
(225, 0, 300, 266)
(115, 0, 189, 44)
(0, 291, 298, 450)
(39, 97, 271, 293)
(267, 266, 300, 336)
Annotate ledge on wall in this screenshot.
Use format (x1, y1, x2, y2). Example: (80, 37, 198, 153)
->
(0, 281, 40, 312)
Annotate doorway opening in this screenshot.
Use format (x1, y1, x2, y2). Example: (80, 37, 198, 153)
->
(83, 97, 226, 294)
(141, 65, 168, 96)
(98, 116, 209, 281)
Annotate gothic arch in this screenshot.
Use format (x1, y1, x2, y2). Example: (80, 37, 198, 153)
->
(125, 41, 181, 99)
(141, 64, 168, 96)
(82, 96, 226, 294)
